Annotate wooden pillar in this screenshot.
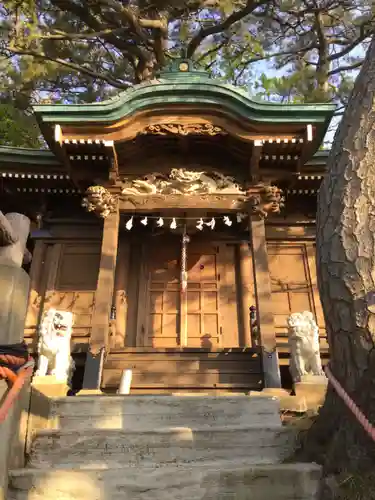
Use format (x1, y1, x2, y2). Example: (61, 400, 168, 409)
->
(82, 202, 120, 390)
(250, 216, 281, 388)
(237, 242, 253, 347)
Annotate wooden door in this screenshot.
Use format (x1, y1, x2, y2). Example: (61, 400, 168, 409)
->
(140, 236, 181, 348)
(185, 241, 240, 348)
(138, 237, 240, 349)
(186, 242, 221, 348)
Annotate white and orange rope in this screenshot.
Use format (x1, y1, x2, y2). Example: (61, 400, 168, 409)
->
(325, 365, 375, 442)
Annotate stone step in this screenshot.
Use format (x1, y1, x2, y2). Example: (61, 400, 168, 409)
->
(8, 462, 321, 500)
(28, 426, 296, 469)
(49, 395, 282, 431)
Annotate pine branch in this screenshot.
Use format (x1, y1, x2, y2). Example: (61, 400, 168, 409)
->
(186, 0, 267, 58)
(6, 48, 131, 90)
(329, 60, 363, 76)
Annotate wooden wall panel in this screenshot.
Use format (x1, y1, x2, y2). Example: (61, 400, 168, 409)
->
(267, 243, 314, 334)
(112, 237, 131, 348)
(267, 241, 328, 357)
(36, 242, 101, 352)
(24, 242, 48, 346)
(306, 243, 326, 333)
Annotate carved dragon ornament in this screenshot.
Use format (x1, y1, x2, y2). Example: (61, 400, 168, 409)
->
(81, 172, 284, 219)
(119, 169, 284, 218)
(140, 123, 227, 136)
(247, 185, 285, 219)
(81, 186, 118, 218)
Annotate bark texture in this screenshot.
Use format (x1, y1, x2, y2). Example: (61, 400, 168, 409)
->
(299, 37, 375, 481)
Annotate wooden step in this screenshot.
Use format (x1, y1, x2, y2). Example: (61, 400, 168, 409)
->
(28, 426, 296, 469)
(48, 394, 282, 431)
(9, 463, 322, 500)
(102, 348, 264, 392)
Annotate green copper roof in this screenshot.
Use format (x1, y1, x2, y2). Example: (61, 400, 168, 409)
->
(0, 146, 60, 165)
(33, 59, 336, 145)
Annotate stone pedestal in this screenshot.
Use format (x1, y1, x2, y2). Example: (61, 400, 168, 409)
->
(294, 375, 328, 411)
(0, 264, 30, 344)
(250, 388, 308, 413)
(26, 376, 70, 454)
(77, 389, 104, 396)
(31, 375, 70, 398)
(0, 378, 31, 500)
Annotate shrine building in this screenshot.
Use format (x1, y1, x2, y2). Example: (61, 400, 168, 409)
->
(0, 59, 335, 392)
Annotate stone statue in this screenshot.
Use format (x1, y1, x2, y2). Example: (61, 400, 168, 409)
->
(0, 211, 31, 267)
(35, 309, 75, 385)
(287, 311, 325, 383)
(0, 211, 31, 345)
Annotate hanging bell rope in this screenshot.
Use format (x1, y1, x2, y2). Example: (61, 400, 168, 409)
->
(181, 225, 190, 294)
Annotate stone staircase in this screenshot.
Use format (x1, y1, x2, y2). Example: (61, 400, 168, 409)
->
(8, 395, 320, 499)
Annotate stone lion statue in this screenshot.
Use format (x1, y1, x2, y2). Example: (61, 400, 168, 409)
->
(287, 310, 324, 383)
(35, 308, 75, 385)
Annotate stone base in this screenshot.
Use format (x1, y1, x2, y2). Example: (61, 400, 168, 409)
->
(31, 376, 70, 397)
(250, 389, 308, 413)
(76, 389, 105, 396)
(294, 375, 328, 411)
(0, 379, 31, 500)
(26, 376, 70, 454)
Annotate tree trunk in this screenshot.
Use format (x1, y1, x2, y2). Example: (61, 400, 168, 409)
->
(299, 37, 375, 478)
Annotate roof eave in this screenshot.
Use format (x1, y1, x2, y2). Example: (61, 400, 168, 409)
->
(33, 81, 336, 128)
(0, 146, 61, 166)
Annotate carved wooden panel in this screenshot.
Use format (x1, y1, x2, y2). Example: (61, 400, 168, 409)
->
(267, 243, 314, 335)
(41, 243, 101, 349)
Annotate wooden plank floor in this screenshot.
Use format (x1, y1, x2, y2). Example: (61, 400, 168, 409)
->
(102, 348, 264, 393)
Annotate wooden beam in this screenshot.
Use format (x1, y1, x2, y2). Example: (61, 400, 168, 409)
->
(249, 140, 263, 183)
(53, 124, 77, 186)
(88, 200, 120, 356)
(106, 141, 119, 184)
(249, 216, 281, 388)
(119, 184, 283, 215)
(120, 193, 248, 212)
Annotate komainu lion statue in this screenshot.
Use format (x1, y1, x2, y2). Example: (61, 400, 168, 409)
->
(35, 309, 75, 385)
(287, 310, 325, 383)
